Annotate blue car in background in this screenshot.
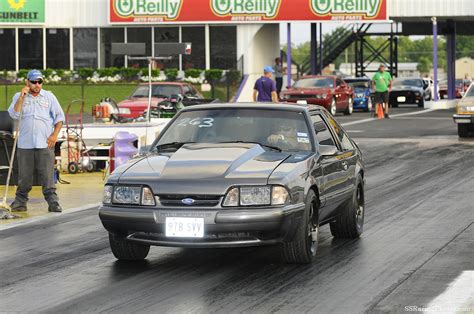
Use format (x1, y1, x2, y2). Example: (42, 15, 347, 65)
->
(344, 78, 373, 112)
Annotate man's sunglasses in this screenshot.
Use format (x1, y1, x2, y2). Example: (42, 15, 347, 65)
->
(29, 80, 43, 85)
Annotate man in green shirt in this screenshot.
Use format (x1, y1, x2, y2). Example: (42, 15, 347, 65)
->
(372, 64, 393, 118)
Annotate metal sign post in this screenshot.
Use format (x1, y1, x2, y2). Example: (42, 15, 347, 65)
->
(111, 42, 192, 145)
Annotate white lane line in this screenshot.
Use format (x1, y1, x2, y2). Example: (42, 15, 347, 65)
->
(341, 108, 437, 127)
(0, 202, 101, 231)
(426, 271, 473, 314)
(347, 130, 365, 133)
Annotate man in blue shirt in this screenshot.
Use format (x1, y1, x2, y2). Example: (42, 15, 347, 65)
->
(253, 66, 278, 103)
(8, 70, 65, 212)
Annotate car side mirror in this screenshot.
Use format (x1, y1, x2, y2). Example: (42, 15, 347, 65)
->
(319, 144, 338, 156)
(138, 145, 151, 155)
(313, 121, 328, 134)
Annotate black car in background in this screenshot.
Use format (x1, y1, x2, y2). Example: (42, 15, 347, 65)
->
(389, 77, 429, 108)
(99, 104, 365, 264)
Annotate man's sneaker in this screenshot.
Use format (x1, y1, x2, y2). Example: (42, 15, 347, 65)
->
(384, 113, 390, 119)
(48, 203, 63, 213)
(10, 201, 27, 212)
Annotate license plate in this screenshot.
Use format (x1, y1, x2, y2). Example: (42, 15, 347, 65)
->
(397, 96, 406, 102)
(165, 217, 204, 238)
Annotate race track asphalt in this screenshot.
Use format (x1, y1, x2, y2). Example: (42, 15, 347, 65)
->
(1, 107, 473, 313)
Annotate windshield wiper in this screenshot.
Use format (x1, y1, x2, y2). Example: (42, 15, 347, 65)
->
(154, 142, 196, 151)
(218, 141, 282, 152)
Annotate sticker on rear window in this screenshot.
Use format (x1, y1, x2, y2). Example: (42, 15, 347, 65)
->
(297, 132, 308, 137)
(297, 137, 310, 143)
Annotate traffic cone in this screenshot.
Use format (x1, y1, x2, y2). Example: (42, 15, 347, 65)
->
(376, 104, 384, 119)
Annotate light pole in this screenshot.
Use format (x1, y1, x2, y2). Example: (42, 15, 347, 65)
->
(432, 17, 438, 102)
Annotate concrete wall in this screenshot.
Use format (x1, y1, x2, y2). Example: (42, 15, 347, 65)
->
(235, 24, 280, 102)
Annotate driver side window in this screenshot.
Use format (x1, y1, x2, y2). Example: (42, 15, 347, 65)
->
(183, 85, 195, 96)
(310, 114, 336, 147)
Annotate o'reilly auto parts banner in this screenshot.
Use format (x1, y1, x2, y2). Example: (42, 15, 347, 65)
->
(0, 0, 44, 23)
(109, 0, 388, 24)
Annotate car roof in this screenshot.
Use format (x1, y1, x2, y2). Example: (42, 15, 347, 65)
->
(344, 77, 371, 81)
(395, 77, 423, 80)
(180, 102, 327, 113)
(139, 82, 187, 86)
(299, 75, 337, 80)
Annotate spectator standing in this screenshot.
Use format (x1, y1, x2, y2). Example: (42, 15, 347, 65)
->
(7, 70, 65, 213)
(274, 57, 285, 95)
(253, 66, 278, 103)
(372, 64, 393, 118)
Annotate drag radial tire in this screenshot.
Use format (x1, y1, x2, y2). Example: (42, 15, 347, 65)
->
(458, 124, 471, 138)
(330, 98, 337, 116)
(109, 233, 150, 261)
(343, 98, 353, 115)
(280, 190, 319, 264)
(330, 175, 365, 239)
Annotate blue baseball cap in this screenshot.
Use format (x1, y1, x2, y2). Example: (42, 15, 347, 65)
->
(27, 69, 43, 81)
(263, 65, 274, 73)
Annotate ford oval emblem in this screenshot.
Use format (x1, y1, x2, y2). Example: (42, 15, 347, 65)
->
(182, 198, 195, 205)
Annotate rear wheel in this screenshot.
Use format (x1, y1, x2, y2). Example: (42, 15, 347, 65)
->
(330, 175, 365, 239)
(109, 233, 150, 261)
(330, 98, 337, 116)
(458, 124, 472, 138)
(344, 98, 353, 115)
(280, 190, 319, 264)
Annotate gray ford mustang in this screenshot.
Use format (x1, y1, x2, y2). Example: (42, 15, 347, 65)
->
(99, 103, 365, 264)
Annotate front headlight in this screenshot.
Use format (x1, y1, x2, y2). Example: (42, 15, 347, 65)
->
(458, 105, 474, 113)
(119, 108, 131, 114)
(223, 186, 290, 207)
(141, 187, 156, 206)
(103, 185, 113, 204)
(240, 186, 271, 206)
(113, 186, 141, 204)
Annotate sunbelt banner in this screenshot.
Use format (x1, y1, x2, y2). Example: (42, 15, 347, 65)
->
(0, 0, 45, 24)
(109, 0, 387, 24)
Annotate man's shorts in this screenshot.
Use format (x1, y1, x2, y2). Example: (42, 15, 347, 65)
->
(375, 91, 389, 104)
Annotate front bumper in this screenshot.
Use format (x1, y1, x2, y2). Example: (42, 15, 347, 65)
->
(353, 98, 368, 109)
(99, 203, 306, 248)
(453, 114, 474, 124)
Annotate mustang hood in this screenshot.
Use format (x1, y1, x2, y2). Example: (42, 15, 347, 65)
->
(285, 87, 332, 95)
(117, 143, 291, 195)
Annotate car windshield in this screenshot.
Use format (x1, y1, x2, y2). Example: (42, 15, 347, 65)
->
(465, 85, 474, 97)
(345, 80, 370, 89)
(393, 79, 423, 87)
(131, 85, 182, 98)
(294, 78, 334, 88)
(155, 109, 312, 152)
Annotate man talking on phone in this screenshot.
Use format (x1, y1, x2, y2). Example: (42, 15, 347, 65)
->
(8, 70, 65, 213)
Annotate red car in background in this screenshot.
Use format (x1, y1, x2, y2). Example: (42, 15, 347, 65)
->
(280, 75, 353, 115)
(117, 82, 204, 119)
(439, 79, 471, 99)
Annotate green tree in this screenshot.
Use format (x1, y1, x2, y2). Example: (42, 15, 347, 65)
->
(417, 56, 432, 74)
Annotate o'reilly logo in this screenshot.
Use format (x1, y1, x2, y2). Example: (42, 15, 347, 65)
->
(311, 0, 381, 17)
(114, 0, 183, 20)
(211, 0, 281, 18)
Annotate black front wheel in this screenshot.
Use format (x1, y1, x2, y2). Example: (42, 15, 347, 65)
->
(330, 175, 365, 239)
(458, 124, 472, 138)
(280, 190, 319, 264)
(109, 233, 150, 261)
